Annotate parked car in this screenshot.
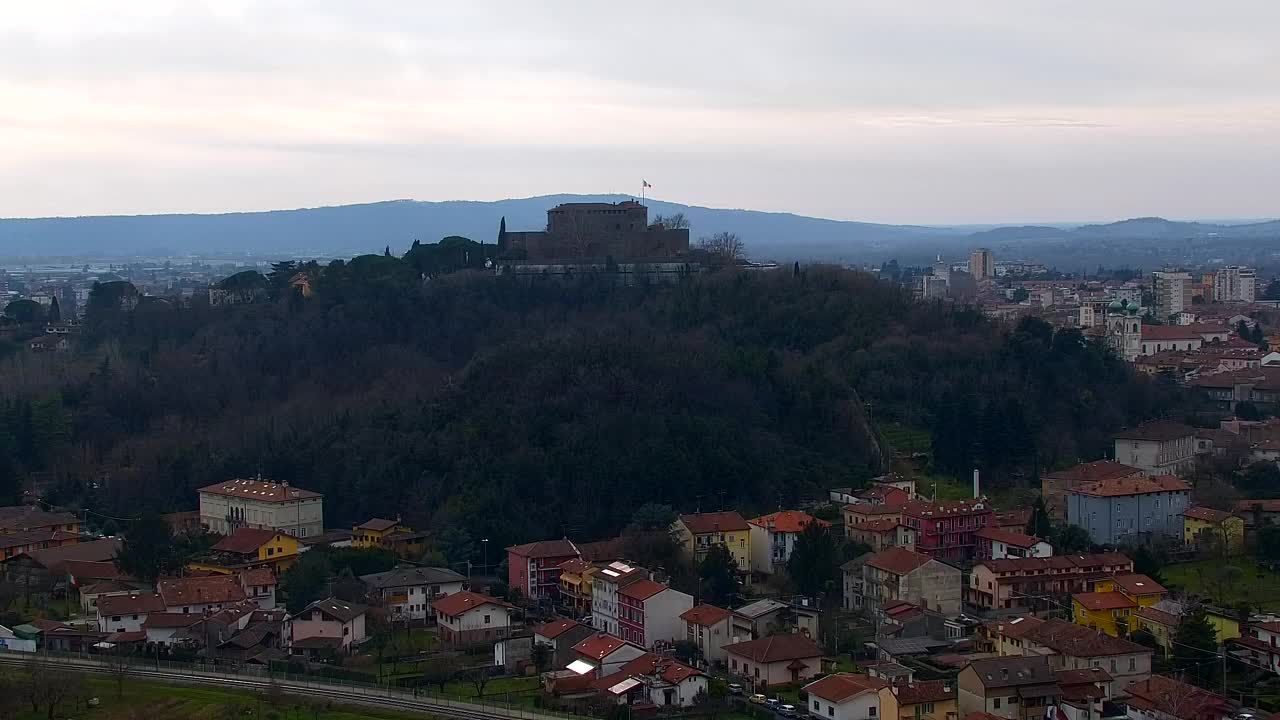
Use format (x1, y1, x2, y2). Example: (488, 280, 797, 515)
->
(727, 684, 744, 695)
(765, 699, 781, 709)
(780, 704, 797, 717)
(749, 694, 767, 705)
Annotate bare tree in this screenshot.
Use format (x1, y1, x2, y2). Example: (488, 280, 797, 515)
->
(468, 666, 493, 697)
(653, 213, 690, 230)
(107, 646, 133, 700)
(0, 675, 20, 720)
(697, 232, 745, 262)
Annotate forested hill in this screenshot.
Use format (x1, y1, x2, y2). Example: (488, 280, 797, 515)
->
(0, 255, 1183, 555)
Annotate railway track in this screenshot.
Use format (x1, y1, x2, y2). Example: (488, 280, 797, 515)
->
(0, 653, 559, 720)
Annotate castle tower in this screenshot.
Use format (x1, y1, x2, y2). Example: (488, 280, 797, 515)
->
(1106, 299, 1142, 361)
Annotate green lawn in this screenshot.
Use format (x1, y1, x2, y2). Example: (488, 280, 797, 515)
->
(877, 423, 932, 455)
(442, 674, 540, 699)
(1, 673, 432, 720)
(1164, 557, 1280, 611)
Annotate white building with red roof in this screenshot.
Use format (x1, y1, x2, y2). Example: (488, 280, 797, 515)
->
(615, 578, 692, 650)
(680, 603, 742, 666)
(724, 633, 823, 690)
(197, 478, 323, 538)
(97, 592, 166, 633)
(974, 527, 1052, 561)
(592, 652, 707, 708)
(505, 538, 581, 601)
(571, 632, 646, 677)
(158, 575, 248, 615)
(430, 590, 515, 648)
(747, 510, 831, 574)
(803, 673, 893, 720)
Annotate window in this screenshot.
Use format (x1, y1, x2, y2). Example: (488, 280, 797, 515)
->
(869, 708, 876, 717)
(1129, 657, 1137, 671)
(111, 615, 121, 622)
(1110, 659, 1117, 672)
(754, 667, 760, 678)
(343, 626, 350, 636)
(484, 614, 492, 624)
(1008, 697, 1019, 705)
(828, 708, 834, 718)
(132, 614, 139, 620)
(994, 699, 1001, 709)
(814, 701, 820, 711)
(267, 547, 275, 556)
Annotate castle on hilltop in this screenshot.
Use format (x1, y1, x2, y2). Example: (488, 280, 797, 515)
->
(498, 201, 690, 262)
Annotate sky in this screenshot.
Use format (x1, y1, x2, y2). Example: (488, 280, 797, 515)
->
(2, 1, 1278, 224)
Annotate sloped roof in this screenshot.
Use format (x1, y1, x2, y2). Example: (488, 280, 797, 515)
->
(197, 479, 321, 502)
(157, 575, 247, 607)
(724, 634, 821, 663)
(1045, 460, 1144, 482)
(0, 506, 78, 532)
(1124, 676, 1233, 720)
(618, 578, 667, 601)
(1136, 606, 1179, 627)
(359, 566, 465, 590)
(1108, 573, 1167, 596)
(1072, 475, 1190, 497)
(573, 632, 629, 660)
(975, 527, 1042, 548)
(506, 538, 580, 559)
(24, 538, 121, 568)
(534, 619, 583, 639)
(863, 546, 934, 576)
(355, 518, 400, 532)
(678, 512, 749, 534)
(749, 511, 830, 533)
(430, 591, 511, 617)
(1113, 421, 1197, 442)
(893, 679, 954, 705)
(1024, 618, 1148, 657)
(298, 597, 367, 623)
(144, 613, 202, 629)
(239, 567, 276, 587)
(1183, 506, 1236, 524)
(680, 604, 732, 627)
(61, 560, 127, 581)
(965, 656, 1054, 689)
(1073, 591, 1136, 611)
(1141, 326, 1203, 342)
(212, 527, 291, 555)
(804, 673, 888, 702)
(97, 592, 166, 616)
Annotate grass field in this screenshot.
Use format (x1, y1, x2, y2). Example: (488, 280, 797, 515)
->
(0, 673, 428, 720)
(1164, 557, 1280, 611)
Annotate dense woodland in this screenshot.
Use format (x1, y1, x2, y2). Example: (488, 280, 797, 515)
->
(0, 246, 1187, 564)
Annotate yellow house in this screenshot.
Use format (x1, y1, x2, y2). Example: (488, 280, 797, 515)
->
(1073, 573, 1167, 636)
(191, 527, 301, 574)
(893, 679, 957, 720)
(1135, 603, 1240, 655)
(1183, 506, 1245, 553)
(673, 512, 752, 574)
(557, 558, 597, 615)
(352, 518, 427, 557)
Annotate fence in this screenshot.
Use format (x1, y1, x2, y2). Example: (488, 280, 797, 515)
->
(0, 647, 589, 720)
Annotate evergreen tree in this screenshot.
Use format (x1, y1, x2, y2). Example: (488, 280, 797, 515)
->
(1132, 545, 1166, 585)
(1238, 320, 1251, 340)
(384, 245, 391, 257)
(699, 544, 739, 605)
(113, 513, 177, 583)
(48, 296, 61, 324)
(1170, 604, 1217, 686)
(787, 520, 839, 597)
(1028, 496, 1053, 538)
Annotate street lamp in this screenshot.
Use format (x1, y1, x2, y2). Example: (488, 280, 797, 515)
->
(481, 539, 489, 577)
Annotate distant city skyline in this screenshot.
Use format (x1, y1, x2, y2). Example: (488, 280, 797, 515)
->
(2, 2, 1278, 224)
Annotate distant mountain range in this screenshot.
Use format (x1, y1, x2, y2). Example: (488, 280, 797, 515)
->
(1, 195, 1277, 270)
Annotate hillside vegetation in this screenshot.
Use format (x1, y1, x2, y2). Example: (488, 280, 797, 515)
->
(0, 253, 1183, 558)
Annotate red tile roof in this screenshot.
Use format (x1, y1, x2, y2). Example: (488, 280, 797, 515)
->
(618, 578, 667, 601)
(985, 615, 1046, 640)
(157, 575, 248, 607)
(1235, 498, 1280, 513)
(355, 518, 400, 532)
(1112, 421, 1197, 442)
(1124, 676, 1233, 720)
(143, 613, 202, 629)
(1045, 461, 1144, 483)
(430, 591, 512, 617)
(506, 538, 580, 559)
(993, 509, 1033, 528)
(97, 592, 166, 616)
(61, 560, 127, 581)
(1141, 326, 1204, 341)
(212, 527, 293, 555)
(724, 634, 822, 663)
(617, 653, 704, 684)
(893, 679, 954, 705)
(557, 558, 594, 574)
(573, 632, 629, 660)
(863, 546, 933, 576)
(680, 604, 732, 627)
(1108, 573, 1166, 596)
(678, 511, 749, 534)
(1183, 506, 1236, 524)
(855, 518, 907, 532)
(534, 619, 582, 639)
(975, 527, 1042, 548)
(845, 503, 906, 517)
(197, 479, 322, 502)
(1020, 619, 1149, 657)
(902, 498, 992, 518)
(1073, 591, 1136, 611)
(1136, 606, 1179, 627)
(749, 511, 830, 533)
(238, 567, 276, 587)
(1073, 474, 1190, 497)
(804, 673, 888, 702)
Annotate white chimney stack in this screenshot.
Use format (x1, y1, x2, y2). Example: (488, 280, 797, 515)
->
(973, 469, 980, 499)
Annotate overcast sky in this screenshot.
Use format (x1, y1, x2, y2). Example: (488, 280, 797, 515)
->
(2, 1, 1278, 224)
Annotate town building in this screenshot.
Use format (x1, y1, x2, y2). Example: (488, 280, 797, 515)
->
(966, 553, 1133, 612)
(803, 673, 895, 720)
(571, 632, 647, 678)
(892, 678, 958, 720)
(1071, 574, 1167, 637)
(197, 478, 324, 538)
(1181, 506, 1245, 552)
(1065, 475, 1190, 545)
(506, 538, 581, 601)
(724, 634, 823, 690)
(1112, 422, 1197, 476)
(1138, 325, 1204, 356)
(431, 590, 515, 647)
(97, 592, 166, 633)
(970, 249, 996, 281)
(533, 619, 596, 671)
(359, 566, 466, 622)
(238, 567, 277, 609)
(957, 656, 1060, 720)
(1213, 266, 1257, 303)
(1151, 271, 1192, 319)
(557, 558, 598, 617)
(848, 517, 918, 553)
(1232, 621, 1280, 675)
(590, 560, 648, 637)
(195, 527, 300, 574)
(1042, 461, 1146, 520)
(616, 578, 693, 650)
(1105, 299, 1143, 361)
(287, 597, 368, 654)
(973, 528, 1051, 561)
(2, 538, 120, 602)
(851, 546, 963, 617)
(1123, 675, 1237, 720)
(0, 506, 80, 535)
(672, 512, 752, 574)
(157, 575, 248, 615)
(679, 604, 740, 667)
(747, 510, 830, 574)
(498, 201, 690, 263)
(729, 598, 791, 640)
(350, 518, 427, 557)
(900, 499, 994, 562)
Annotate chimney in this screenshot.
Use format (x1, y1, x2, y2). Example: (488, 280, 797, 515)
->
(973, 469, 981, 499)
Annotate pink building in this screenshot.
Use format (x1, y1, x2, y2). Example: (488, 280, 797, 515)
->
(506, 538, 581, 601)
(616, 579, 693, 650)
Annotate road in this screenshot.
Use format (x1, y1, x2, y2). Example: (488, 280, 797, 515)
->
(0, 651, 566, 720)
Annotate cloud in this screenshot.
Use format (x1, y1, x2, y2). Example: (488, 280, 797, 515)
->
(1, 0, 1279, 222)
